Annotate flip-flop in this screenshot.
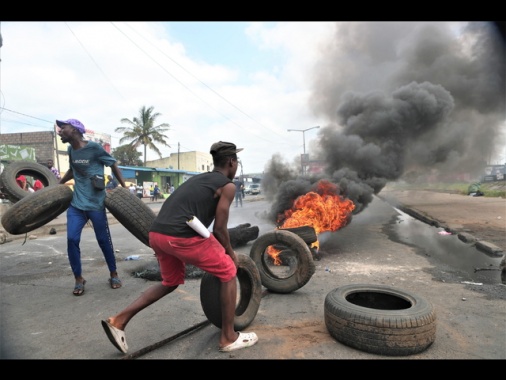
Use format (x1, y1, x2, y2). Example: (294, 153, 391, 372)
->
(101, 320, 128, 354)
(219, 331, 258, 352)
(73, 280, 86, 296)
(109, 277, 122, 289)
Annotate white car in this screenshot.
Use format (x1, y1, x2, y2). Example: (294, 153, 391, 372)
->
(249, 183, 261, 195)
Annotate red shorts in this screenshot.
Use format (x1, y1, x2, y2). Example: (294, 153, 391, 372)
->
(149, 232, 237, 287)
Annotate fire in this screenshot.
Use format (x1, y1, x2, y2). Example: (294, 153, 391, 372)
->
(278, 180, 355, 233)
(267, 180, 355, 264)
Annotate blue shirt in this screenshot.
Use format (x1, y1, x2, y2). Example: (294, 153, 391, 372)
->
(68, 141, 117, 211)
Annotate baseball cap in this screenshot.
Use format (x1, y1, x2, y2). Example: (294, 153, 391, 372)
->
(56, 119, 86, 134)
(210, 141, 243, 156)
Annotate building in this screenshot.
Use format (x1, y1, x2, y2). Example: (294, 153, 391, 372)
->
(0, 131, 262, 196)
(145, 151, 213, 173)
(0, 129, 110, 179)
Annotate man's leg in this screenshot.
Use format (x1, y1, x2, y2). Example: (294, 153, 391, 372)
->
(106, 284, 177, 330)
(219, 277, 239, 347)
(66, 205, 88, 282)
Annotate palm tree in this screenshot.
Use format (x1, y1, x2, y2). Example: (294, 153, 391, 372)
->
(116, 106, 171, 166)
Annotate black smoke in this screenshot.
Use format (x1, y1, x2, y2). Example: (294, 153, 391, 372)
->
(263, 21, 505, 225)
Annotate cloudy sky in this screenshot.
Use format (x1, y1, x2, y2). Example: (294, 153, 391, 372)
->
(0, 21, 334, 173)
(0, 21, 504, 177)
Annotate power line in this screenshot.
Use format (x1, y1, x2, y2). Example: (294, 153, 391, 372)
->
(0, 107, 53, 124)
(122, 22, 290, 142)
(64, 23, 127, 101)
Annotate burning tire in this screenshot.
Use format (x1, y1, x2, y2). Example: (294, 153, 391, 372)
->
(279, 225, 317, 244)
(0, 160, 60, 204)
(1, 185, 72, 234)
(324, 284, 437, 356)
(200, 254, 262, 330)
(249, 229, 315, 293)
(105, 186, 156, 247)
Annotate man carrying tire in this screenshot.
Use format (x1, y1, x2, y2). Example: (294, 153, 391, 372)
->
(101, 141, 258, 354)
(56, 118, 126, 297)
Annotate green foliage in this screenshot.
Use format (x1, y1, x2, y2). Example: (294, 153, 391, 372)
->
(112, 144, 143, 166)
(116, 105, 171, 166)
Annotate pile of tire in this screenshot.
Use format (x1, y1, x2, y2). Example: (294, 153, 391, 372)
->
(0, 161, 60, 204)
(1, 161, 69, 234)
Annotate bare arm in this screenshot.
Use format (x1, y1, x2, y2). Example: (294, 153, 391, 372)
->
(212, 182, 238, 266)
(59, 169, 74, 185)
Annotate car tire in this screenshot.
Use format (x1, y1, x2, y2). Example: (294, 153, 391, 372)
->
(1, 185, 73, 234)
(279, 225, 317, 244)
(200, 254, 262, 331)
(0, 160, 60, 204)
(249, 229, 315, 293)
(105, 186, 156, 247)
(324, 283, 437, 356)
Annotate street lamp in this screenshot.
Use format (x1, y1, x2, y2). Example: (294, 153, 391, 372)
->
(287, 126, 320, 175)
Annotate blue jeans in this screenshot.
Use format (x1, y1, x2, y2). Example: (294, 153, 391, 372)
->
(66, 205, 117, 277)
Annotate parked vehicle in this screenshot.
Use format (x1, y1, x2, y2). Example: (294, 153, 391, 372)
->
(249, 183, 261, 195)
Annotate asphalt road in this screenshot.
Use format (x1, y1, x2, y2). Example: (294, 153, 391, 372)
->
(0, 193, 504, 359)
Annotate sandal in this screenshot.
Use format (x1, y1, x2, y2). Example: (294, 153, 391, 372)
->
(109, 277, 122, 289)
(73, 280, 86, 296)
(219, 331, 258, 352)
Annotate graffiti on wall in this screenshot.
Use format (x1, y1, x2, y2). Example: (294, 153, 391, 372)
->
(0, 144, 37, 162)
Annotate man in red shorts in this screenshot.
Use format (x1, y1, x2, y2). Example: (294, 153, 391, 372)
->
(101, 141, 258, 354)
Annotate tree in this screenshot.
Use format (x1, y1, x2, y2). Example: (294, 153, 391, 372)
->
(112, 144, 143, 166)
(116, 106, 171, 166)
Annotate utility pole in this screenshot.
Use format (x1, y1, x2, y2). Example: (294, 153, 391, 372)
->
(53, 123, 61, 174)
(287, 126, 320, 175)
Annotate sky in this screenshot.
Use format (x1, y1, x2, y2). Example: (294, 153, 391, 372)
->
(0, 21, 335, 174)
(0, 22, 505, 219)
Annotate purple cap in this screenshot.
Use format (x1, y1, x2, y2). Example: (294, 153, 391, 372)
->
(56, 119, 86, 134)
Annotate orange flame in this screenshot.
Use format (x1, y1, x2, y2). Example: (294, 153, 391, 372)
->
(267, 180, 355, 263)
(278, 179, 355, 233)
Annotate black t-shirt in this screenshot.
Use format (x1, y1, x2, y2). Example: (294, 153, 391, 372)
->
(150, 171, 232, 237)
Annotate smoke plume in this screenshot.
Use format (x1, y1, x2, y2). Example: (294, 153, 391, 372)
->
(264, 21, 505, 225)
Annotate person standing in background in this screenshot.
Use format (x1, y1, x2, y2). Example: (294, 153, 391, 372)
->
(129, 183, 136, 195)
(106, 175, 118, 192)
(233, 177, 243, 207)
(136, 184, 144, 199)
(16, 175, 27, 190)
(152, 184, 161, 201)
(47, 159, 61, 180)
(56, 118, 126, 296)
(33, 179, 44, 191)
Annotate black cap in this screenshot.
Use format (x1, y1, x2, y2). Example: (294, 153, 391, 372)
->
(210, 141, 243, 156)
